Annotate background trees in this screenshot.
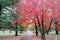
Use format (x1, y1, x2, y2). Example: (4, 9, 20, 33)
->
(0, 0, 19, 16)
(0, 0, 19, 36)
(0, 6, 18, 36)
(0, 0, 19, 7)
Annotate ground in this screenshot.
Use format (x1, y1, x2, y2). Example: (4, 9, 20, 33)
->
(0, 35, 60, 40)
(0, 31, 60, 40)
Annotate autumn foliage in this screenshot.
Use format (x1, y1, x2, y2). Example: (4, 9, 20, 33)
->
(12, 0, 60, 31)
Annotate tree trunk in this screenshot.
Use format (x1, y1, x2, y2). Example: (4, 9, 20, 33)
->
(47, 26, 51, 35)
(36, 15, 45, 40)
(41, 26, 45, 40)
(15, 22, 18, 36)
(35, 23, 38, 36)
(55, 27, 59, 35)
(46, 31, 49, 35)
(20, 30, 23, 33)
(56, 30, 58, 35)
(41, 33, 45, 40)
(0, 4, 2, 15)
(47, 18, 53, 35)
(41, 11, 46, 40)
(54, 20, 59, 35)
(41, 20, 45, 40)
(9, 29, 12, 33)
(2, 29, 5, 32)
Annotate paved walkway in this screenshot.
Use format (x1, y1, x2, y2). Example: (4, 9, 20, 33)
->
(0, 31, 60, 40)
(0, 35, 60, 40)
(20, 31, 33, 40)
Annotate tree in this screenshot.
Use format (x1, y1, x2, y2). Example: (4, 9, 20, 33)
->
(0, 0, 19, 16)
(35, 22, 38, 36)
(0, 0, 20, 36)
(54, 18, 60, 35)
(0, 4, 2, 15)
(15, 0, 60, 40)
(18, 25, 24, 33)
(0, 6, 17, 33)
(0, 0, 19, 7)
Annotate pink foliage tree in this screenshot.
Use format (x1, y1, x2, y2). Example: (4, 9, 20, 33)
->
(13, 0, 60, 40)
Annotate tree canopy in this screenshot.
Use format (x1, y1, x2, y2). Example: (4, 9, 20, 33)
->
(0, 0, 19, 7)
(12, 0, 60, 30)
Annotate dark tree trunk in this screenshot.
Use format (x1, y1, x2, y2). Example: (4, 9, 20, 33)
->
(47, 32, 48, 35)
(41, 33, 45, 40)
(35, 23, 38, 36)
(47, 27, 50, 35)
(41, 21, 45, 40)
(55, 27, 59, 35)
(20, 30, 23, 33)
(41, 11, 46, 40)
(0, 4, 2, 15)
(15, 22, 18, 36)
(36, 15, 45, 40)
(36, 16, 41, 32)
(9, 29, 12, 33)
(2, 29, 5, 32)
(56, 30, 58, 35)
(54, 21, 59, 35)
(47, 18, 53, 35)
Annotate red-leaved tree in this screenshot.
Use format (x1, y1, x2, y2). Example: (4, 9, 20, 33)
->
(13, 0, 60, 40)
